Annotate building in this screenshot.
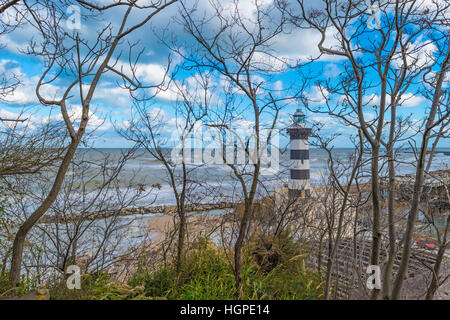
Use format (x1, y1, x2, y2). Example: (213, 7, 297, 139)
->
(287, 108, 311, 199)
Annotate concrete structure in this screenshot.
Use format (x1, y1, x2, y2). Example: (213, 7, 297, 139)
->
(287, 109, 311, 199)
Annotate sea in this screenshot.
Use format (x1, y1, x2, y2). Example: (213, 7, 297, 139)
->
(73, 147, 450, 206)
(6, 147, 448, 276)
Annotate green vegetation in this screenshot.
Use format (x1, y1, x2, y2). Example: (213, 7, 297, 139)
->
(128, 235, 324, 300)
(0, 271, 34, 299)
(1, 234, 324, 300)
(48, 272, 152, 300)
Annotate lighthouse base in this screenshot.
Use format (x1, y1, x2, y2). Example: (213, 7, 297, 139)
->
(288, 188, 310, 200)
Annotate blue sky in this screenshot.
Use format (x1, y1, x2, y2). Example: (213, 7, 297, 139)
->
(0, 0, 448, 149)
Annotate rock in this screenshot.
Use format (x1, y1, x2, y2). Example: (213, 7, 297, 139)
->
(6, 288, 50, 300)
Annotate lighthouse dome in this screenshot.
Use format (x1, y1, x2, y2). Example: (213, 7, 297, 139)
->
(293, 109, 306, 126)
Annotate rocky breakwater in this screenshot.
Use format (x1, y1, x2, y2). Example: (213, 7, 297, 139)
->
(39, 202, 235, 224)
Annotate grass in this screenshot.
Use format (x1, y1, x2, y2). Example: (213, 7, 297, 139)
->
(128, 234, 324, 300)
(1, 234, 324, 300)
(0, 270, 35, 299)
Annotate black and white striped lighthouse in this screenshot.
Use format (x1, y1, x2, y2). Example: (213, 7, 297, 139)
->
(287, 109, 311, 199)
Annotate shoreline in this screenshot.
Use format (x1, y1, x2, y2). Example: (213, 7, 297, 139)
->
(38, 169, 448, 224)
(39, 201, 236, 224)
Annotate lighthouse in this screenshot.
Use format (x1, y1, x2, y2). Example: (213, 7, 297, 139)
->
(287, 109, 311, 199)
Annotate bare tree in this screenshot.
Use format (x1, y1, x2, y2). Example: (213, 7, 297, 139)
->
(8, 0, 177, 286)
(162, 0, 301, 298)
(118, 73, 210, 273)
(0, 112, 67, 177)
(391, 33, 450, 299)
(2, 147, 153, 290)
(310, 127, 364, 299)
(288, 0, 449, 299)
(423, 171, 449, 300)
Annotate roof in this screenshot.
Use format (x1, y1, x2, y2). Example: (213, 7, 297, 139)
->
(294, 109, 305, 117)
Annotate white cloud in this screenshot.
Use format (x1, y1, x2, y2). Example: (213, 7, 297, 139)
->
(222, 0, 274, 20)
(0, 108, 55, 131)
(399, 92, 424, 108)
(0, 109, 29, 130)
(152, 72, 220, 104)
(363, 92, 424, 108)
(146, 107, 167, 121)
(310, 115, 356, 135)
(323, 63, 342, 78)
(91, 83, 131, 108)
(54, 105, 111, 131)
(363, 93, 380, 107)
(273, 80, 283, 91)
(0, 59, 22, 77)
(306, 85, 329, 105)
(272, 27, 346, 63)
(252, 51, 288, 72)
(392, 36, 437, 70)
(134, 63, 168, 84)
(3, 75, 61, 104)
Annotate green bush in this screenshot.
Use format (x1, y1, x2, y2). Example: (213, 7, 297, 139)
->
(48, 271, 151, 300)
(0, 271, 35, 299)
(129, 235, 324, 300)
(3, 234, 323, 300)
(129, 238, 237, 299)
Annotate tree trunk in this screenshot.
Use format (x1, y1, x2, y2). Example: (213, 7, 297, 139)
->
(391, 141, 427, 299)
(176, 208, 186, 274)
(9, 140, 79, 286)
(383, 104, 397, 299)
(391, 44, 449, 299)
(324, 238, 334, 300)
(425, 213, 449, 300)
(234, 201, 253, 299)
(370, 146, 382, 300)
